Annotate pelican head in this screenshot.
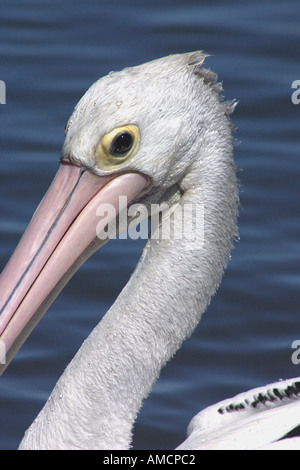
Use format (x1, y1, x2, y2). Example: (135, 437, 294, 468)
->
(61, 52, 230, 188)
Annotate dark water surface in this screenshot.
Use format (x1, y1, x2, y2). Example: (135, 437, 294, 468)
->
(0, 0, 299, 450)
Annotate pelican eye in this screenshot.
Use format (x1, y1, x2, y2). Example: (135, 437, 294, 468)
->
(96, 124, 140, 170)
(109, 131, 134, 157)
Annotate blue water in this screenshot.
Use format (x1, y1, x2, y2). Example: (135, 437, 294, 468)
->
(0, 0, 299, 450)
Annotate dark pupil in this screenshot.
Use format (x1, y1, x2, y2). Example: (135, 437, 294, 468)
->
(110, 131, 133, 157)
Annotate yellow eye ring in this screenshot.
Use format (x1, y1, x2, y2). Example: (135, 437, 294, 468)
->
(96, 124, 140, 170)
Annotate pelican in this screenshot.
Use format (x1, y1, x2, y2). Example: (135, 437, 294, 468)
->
(0, 52, 299, 450)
